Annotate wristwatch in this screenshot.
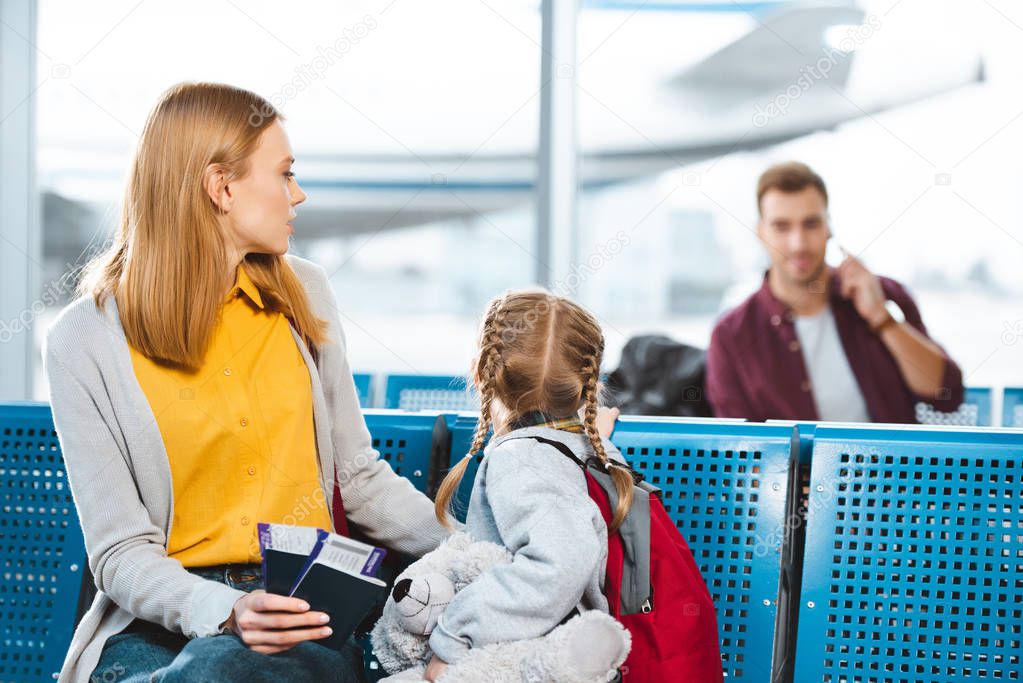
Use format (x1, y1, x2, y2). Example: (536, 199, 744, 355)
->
(870, 300, 904, 334)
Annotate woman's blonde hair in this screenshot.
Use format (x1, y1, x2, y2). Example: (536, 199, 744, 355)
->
(77, 82, 329, 370)
(434, 289, 634, 531)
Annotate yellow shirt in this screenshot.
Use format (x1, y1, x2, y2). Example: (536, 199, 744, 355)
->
(129, 263, 332, 567)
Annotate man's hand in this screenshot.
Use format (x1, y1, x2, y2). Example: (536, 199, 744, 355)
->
(425, 654, 449, 682)
(837, 251, 887, 327)
(222, 590, 331, 655)
(595, 406, 620, 439)
(579, 405, 620, 439)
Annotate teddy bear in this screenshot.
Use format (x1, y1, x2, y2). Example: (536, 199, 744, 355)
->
(369, 531, 631, 683)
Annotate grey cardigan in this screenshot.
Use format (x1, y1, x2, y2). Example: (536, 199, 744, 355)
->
(43, 254, 449, 683)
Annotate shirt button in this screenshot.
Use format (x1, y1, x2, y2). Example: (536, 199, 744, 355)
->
(789, 340, 800, 352)
(770, 314, 781, 326)
(240, 417, 248, 427)
(801, 380, 812, 392)
(241, 516, 250, 526)
(223, 367, 232, 376)
(247, 466, 256, 476)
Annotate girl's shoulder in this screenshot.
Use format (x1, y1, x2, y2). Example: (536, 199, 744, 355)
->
(483, 426, 591, 483)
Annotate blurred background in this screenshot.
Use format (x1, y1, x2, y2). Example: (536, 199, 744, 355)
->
(2, 0, 1021, 404)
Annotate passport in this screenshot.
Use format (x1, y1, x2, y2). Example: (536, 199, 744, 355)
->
(258, 523, 388, 650)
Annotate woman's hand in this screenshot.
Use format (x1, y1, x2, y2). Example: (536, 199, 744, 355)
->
(222, 590, 332, 654)
(424, 654, 449, 682)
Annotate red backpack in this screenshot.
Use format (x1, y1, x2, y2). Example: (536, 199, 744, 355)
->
(525, 436, 724, 683)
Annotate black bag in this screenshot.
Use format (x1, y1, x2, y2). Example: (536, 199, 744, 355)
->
(605, 335, 712, 417)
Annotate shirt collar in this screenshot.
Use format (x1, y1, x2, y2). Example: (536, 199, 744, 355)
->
(508, 411, 585, 433)
(225, 263, 264, 309)
(754, 268, 842, 321)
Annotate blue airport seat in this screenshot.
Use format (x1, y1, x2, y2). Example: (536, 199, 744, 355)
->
(445, 413, 797, 682)
(445, 412, 487, 523)
(360, 636, 389, 682)
(352, 373, 374, 408)
(446, 414, 752, 522)
(0, 402, 443, 682)
(793, 423, 1023, 682)
(354, 409, 452, 680)
(0, 402, 88, 683)
(915, 386, 992, 426)
(361, 410, 448, 496)
(1003, 387, 1023, 429)
(382, 374, 478, 412)
(611, 418, 798, 682)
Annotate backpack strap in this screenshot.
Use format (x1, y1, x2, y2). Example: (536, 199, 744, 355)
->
(519, 434, 648, 486)
(502, 434, 655, 616)
(522, 434, 589, 468)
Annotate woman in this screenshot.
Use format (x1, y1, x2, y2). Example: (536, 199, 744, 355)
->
(43, 82, 449, 682)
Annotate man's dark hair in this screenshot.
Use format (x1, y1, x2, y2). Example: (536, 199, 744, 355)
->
(756, 161, 828, 214)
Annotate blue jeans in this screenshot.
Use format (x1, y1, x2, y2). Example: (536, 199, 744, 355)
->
(90, 564, 366, 683)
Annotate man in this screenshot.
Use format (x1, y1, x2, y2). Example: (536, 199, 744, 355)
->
(706, 161, 964, 423)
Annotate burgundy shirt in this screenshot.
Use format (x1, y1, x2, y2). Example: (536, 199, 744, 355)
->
(706, 271, 964, 423)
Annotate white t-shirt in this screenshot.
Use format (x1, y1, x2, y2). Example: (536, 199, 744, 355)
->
(793, 307, 871, 422)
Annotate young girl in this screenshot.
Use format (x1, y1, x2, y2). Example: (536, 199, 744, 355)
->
(423, 289, 634, 680)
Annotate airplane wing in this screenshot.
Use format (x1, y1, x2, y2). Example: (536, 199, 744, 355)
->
(668, 3, 866, 97)
(287, 2, 981, 237)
